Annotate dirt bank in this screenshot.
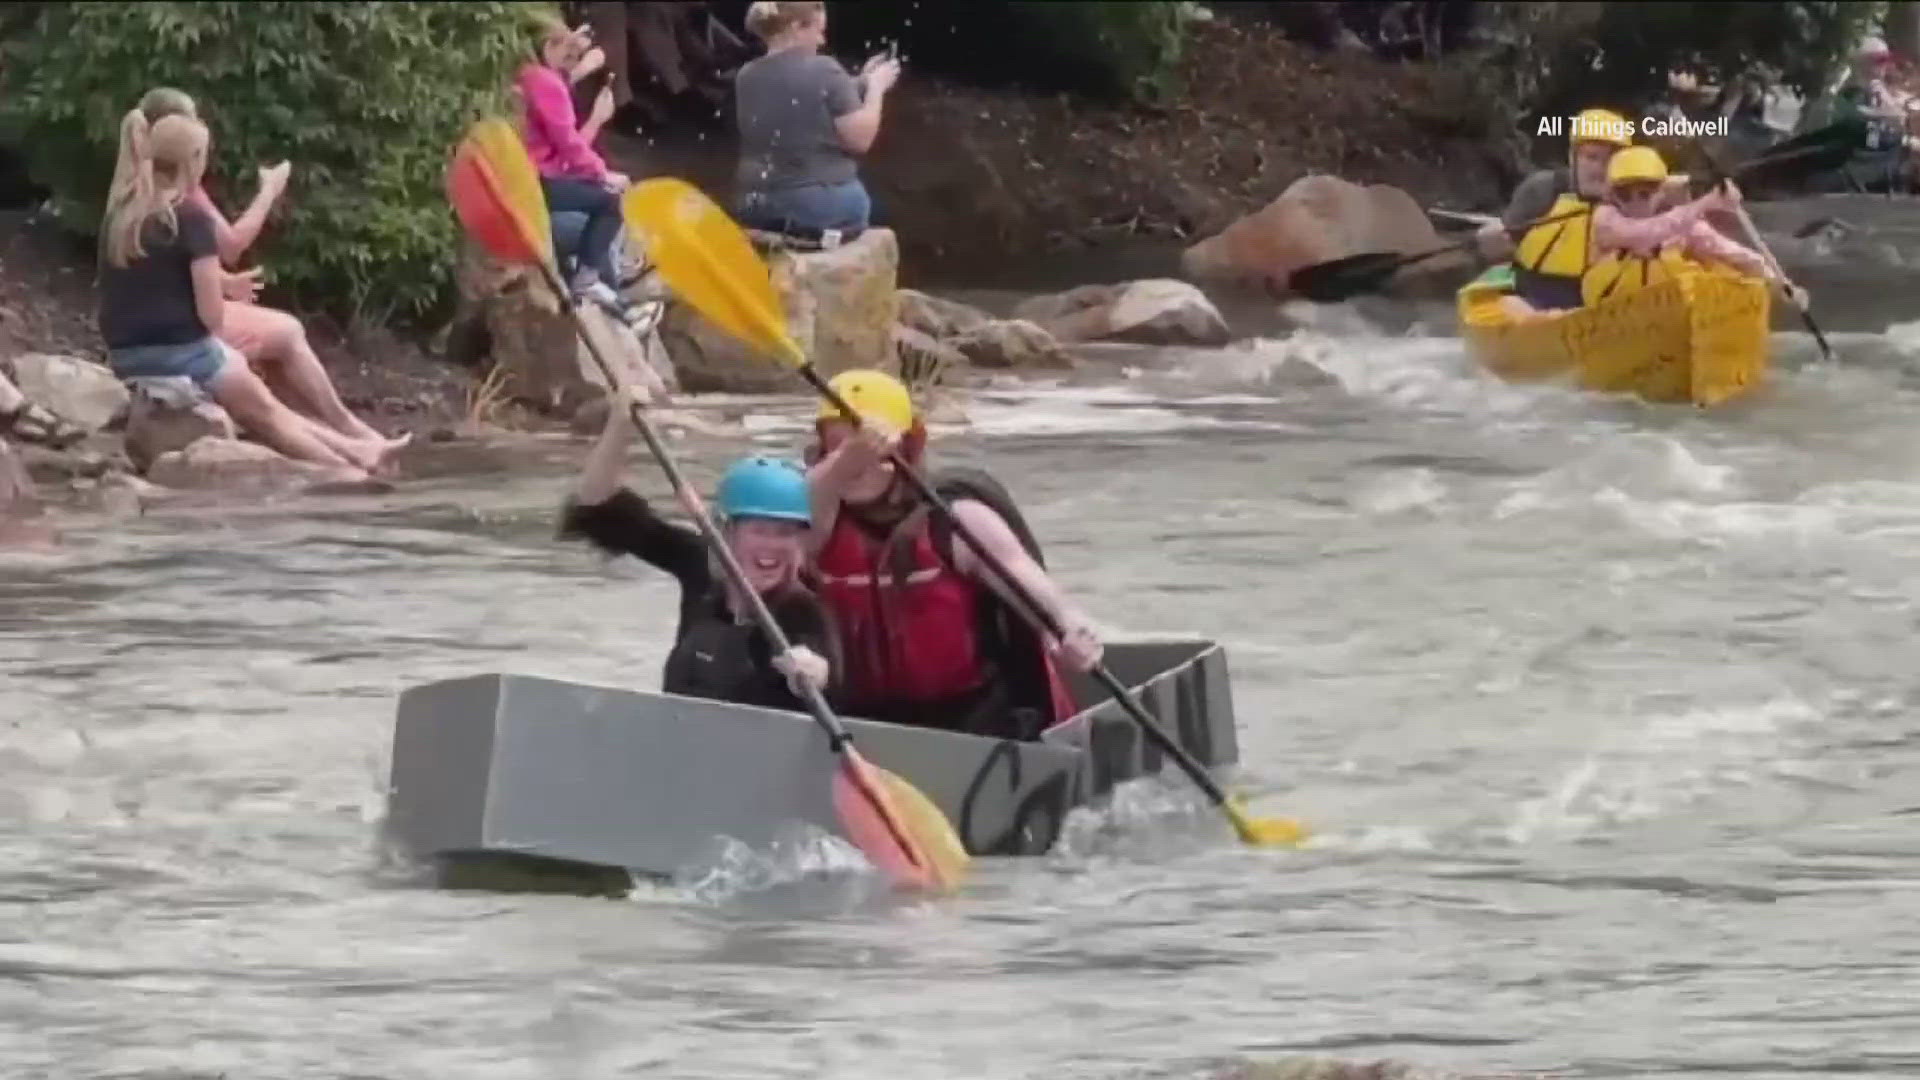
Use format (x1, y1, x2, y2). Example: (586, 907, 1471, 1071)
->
(608, 15, 1512, 287)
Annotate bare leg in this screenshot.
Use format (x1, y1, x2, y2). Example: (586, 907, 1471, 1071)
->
(0, 372, 23, 415)
(220, 303, 405, 447)
(209, 361, 367, 481)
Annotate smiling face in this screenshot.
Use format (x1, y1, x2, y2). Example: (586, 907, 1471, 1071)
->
(729, 516, 807, 593)
(1610, 179, 1662, 219)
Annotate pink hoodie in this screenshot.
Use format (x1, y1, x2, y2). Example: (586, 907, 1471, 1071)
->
(1592, 199, 1766, 278)
(516, 62, 607, 182)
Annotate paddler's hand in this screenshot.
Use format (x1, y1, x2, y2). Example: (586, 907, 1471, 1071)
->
(773, 645, 830, 695)
(842, 419, 901, 467)
(1050, 616, 1103, 673)
(1776, 280, 1811, 311)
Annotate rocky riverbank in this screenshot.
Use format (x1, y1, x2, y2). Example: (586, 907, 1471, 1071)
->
(0, 11, 1519, 533)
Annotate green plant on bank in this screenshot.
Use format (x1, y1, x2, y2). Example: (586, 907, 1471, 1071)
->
(1004, 0, 1191, 103)
(0, 0, 547, 324)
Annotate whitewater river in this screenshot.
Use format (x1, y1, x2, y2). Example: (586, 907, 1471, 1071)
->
(4, 300, 1919, 1079)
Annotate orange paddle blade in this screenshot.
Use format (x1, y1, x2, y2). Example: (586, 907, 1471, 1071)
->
(446, 117, 554, 271)
(620, 177, 805, 365)
(832, 751, 967, 893)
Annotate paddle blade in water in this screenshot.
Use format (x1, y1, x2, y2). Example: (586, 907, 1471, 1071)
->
(1225, 798, 1309, 848)
(1288, 251, 1414, 303)
(831, 751, 967, 893)
(447, 117, 554, 272)
(621, 177, 805, 365)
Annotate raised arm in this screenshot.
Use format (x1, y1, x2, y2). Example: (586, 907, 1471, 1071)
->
(946, 498, 1102, 671)
(191, 165, 287, 267)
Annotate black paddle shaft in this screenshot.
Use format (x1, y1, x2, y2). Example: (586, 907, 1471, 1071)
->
(546, 265, 857, 753)
(802, 365, 1236, 809)
(1694, 141, 1835, 362)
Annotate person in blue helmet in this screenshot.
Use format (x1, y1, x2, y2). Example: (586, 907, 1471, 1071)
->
(560, 384, 836, 710)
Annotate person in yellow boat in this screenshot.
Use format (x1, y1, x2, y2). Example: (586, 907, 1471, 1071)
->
(1583, 146, 1808, 309)
(1485, 107, 1637, 313)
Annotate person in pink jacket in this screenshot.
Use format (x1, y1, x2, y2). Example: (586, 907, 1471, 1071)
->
(1591, 146, 1809, 309)
(519, 19, 634, 310)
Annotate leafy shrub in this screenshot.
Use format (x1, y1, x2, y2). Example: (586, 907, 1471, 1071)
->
(0, 1, 546, 323)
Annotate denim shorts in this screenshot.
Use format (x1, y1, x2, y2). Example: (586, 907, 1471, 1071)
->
(737, 179, 873, 236)
(107, 337, 232, 390)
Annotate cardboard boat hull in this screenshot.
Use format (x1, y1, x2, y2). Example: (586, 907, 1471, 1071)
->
(384, 640, 1236, 888)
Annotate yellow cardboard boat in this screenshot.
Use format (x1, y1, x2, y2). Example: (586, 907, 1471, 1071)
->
(1457, 265, 1771, 406)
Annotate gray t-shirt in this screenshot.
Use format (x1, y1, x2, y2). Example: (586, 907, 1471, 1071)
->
(1501, 168, 1571, 232)
(733, 49, 863, 192)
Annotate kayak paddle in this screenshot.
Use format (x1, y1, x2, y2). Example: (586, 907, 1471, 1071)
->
(1288, 206, 1589, 303)
(622, 177, 1308, 849)
(1693, 140, 1835, 363)
(445, 119, 968, 894)
(1293, 139, 1865, 305)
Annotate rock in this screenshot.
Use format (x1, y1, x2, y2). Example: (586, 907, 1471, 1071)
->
(3, 353, 129, 432)
(1181, 174, 1464, 297)
(1104, 279, 1232, 346)
(17, 440, 120, 483)
(483, 278, 674, 416)
(659, 229, 900, 392)
(947, 319, 1074, 369)
(146, 437, 336, 492)
(896, 288, 991, 340)
(893, 324, 968, 387)
(1013, 279, 1230, 346)
(123, 377, 238, 474)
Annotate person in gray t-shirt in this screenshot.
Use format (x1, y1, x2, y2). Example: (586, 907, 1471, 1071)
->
(731, 1, 899, 236)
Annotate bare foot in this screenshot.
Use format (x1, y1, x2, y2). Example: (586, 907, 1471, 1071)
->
(372, 432, 413, 472)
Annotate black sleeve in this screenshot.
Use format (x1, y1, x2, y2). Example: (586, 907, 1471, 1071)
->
(176, 203, 219, 260)
(558, 487, 711, 591)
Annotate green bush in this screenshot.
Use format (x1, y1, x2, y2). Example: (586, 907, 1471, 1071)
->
(0, 1, 546, 323)
(1005, 1, 1190, 102)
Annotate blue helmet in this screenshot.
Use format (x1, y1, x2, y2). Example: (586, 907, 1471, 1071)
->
(715, 456, 811, 525)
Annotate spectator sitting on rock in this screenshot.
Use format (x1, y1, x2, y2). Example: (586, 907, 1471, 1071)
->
(97, 110, 401, 482)
(130, 88, 404, 453)
(0, 368, 87, 450)
(733, 1, 898, 239)
(518, 17, 646, 322)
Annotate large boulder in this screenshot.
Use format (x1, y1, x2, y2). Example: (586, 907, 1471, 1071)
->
(1181, 174, 1463, 297)
(1012, 279, 1231, 346)
(947, 319, 1074, 369)
(145, 437, 337, 492)
(479, 270, 675, 419)
(897, 288, 991, 340)
(3, 353, 129, 432)
(123, 377, 238, 474)
(659, 229, 900, 392)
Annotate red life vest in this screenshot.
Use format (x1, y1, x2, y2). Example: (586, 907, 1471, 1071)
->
(815, 510, 989, 711)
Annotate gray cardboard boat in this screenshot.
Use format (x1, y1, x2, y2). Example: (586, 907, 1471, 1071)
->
(384, 639, 1236, 890)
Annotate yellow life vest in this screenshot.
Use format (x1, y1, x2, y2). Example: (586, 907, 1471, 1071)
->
(1511, 192, 1595, 311)
(1581, 246, 1694, 308)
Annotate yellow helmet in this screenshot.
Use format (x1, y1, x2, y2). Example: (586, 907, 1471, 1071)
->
(1607, 145, 1669, 186)
(1571, 108, 1634, 148)
(817, 369, 915, 430)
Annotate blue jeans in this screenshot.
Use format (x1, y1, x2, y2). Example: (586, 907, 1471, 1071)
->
(107, 337, 232, 390)
(540, 176, 622, 287)
(737, 179, 872, 236)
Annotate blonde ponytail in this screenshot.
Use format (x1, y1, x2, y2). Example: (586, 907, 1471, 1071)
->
(101, 111, 207, 269)
(745, 1, 824, 42)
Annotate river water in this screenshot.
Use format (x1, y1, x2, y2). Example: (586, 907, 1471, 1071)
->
(5, 300, 1920, 1080)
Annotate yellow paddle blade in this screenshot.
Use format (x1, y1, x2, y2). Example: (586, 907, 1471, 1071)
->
(872, 765, 971, 891)
(1225, 798, 1309, 848)
(621, 177, 805, 366)
(455, 116, 555, 273)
